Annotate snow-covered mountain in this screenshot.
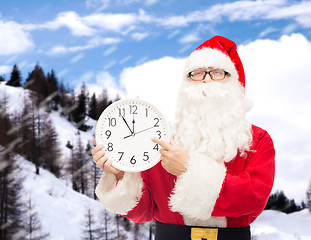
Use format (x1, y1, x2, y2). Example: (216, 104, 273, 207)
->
(18, 156, 151, 240)
(1, 83, 311, 239)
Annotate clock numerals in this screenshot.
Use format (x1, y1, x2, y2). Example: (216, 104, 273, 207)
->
(130, 105, 138, 114)
(118, 152, 124, 161)
(108, 118, 117, 127)
(118, 108, 125, 118)
(156, 130, 161, 139)
(96, 99, 169, 172)
(105, 130, 111, 139)
(153, 144, 159, 151)
(107, 143, 113, 152)
(130, 155, 136, 165)
(143, 152, 149, 161)
(154, 118, 160, 127)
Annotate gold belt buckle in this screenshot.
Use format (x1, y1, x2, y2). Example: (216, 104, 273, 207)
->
(191, 227, 218, 240)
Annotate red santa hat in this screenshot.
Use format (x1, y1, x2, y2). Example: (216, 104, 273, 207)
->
(183, 36, 245, 88)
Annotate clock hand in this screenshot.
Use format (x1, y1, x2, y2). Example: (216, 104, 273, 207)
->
(122, 116, 134, 134)
(132, 114, 135, 133)
(124, 126, 155, 139)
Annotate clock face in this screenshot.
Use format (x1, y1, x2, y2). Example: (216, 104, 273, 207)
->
(95, 99, 170, 172)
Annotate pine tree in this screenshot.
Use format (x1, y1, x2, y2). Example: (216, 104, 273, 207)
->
(72, 83, 88, 131)
(17, 96, 44, 175)
(88, 93, 97, 120)
(67, 140, 79, 192)
(17, 97, 34, 163)
(24, 64, 48, 107)
(265, 190, 301, 213)
(6, 64, 22, 87)
(0, 75, 5, 82)
(40, 119, 62, 177)
(0, 93, 14, 147)
(0, 151, 25, 239)
(46, 69, 60, 110)
(96, 89, 109, 119)
(68, 132, 90, 194)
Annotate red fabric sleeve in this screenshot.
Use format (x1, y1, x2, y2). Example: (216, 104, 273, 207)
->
(122, 172, 154, 223)
(212, 130, 275, 219)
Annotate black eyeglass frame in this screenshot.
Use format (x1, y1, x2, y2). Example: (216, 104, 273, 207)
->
(187, 69, 231, 81)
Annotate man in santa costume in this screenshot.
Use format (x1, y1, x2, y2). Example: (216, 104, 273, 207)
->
(92, 36, 275, 240)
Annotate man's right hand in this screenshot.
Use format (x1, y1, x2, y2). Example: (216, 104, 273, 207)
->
(91, 138, 124, 181)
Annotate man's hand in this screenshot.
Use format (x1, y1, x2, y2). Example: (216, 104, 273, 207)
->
(91, 138, 124, 181)
(152, 137, 189, 176)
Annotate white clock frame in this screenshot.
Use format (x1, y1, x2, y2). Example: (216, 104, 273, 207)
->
(95, 99, 170, 172)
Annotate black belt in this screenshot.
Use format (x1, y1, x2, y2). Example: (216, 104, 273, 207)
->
(155, 221, 250, 240)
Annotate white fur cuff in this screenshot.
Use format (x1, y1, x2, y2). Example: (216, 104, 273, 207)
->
(95, 172, 143, 215)
(169, 152, 226, 221)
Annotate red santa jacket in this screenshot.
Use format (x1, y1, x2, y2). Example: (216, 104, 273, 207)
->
(95, 125, 275, 228)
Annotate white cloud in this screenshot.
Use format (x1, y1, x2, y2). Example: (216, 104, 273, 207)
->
(103, 45, 118, 56)
(179, 33, 200, 44)
(159, 0, 311, 30)
(70, 53, 85, 63)
(32, 11, 97, 36)
(47, 37, 121, 55)
(88, 71, 123, 99)
(79, 71, 94, 83)
(86, 0, 111, 9)
(145, 0, 159, 6)
(119, 55, 132, 65)
(239, 34, 311, 201)
(83, 13, 137, 32)
(57, 69, 69, 78)
(259, 27, 277, 38)
(48, 45, 68, 55)
(119, 56, 186, 120)
(167, 30, 180, 39)
(0, 21, 34, 55)
(131, 32, 149, 41)
(0, 65, 11, 75)
(25, 10, 152, 37)
(266, 1, 311, 27)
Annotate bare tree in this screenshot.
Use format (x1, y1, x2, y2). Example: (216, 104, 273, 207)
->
(23, 195, 49, 240)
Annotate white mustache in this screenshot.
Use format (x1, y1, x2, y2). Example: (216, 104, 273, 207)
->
(182, 81, 232, 100)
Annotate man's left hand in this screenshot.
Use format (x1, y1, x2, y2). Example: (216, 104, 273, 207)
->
(152, 137, 189, 176)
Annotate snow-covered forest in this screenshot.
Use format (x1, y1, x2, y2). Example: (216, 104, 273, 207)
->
(1, 64, 311, 239)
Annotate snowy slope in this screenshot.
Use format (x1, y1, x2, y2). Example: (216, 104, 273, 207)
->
(17, 156, 151, 240)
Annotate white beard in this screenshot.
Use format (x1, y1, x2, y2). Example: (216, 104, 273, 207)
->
(174, 79, 253, 163)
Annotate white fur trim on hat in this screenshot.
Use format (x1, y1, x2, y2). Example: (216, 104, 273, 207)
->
(95, 172, 143, 215)
(169, 152, 226, 222)
(183, 48, 238, 81)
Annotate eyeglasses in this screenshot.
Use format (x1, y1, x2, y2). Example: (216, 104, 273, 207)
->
(188, 69, 230, 81)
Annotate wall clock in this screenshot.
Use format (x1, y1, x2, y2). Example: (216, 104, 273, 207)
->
(95, 99, 170, 172)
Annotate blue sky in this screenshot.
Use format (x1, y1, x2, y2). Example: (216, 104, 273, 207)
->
(1, 0, 311, 90)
